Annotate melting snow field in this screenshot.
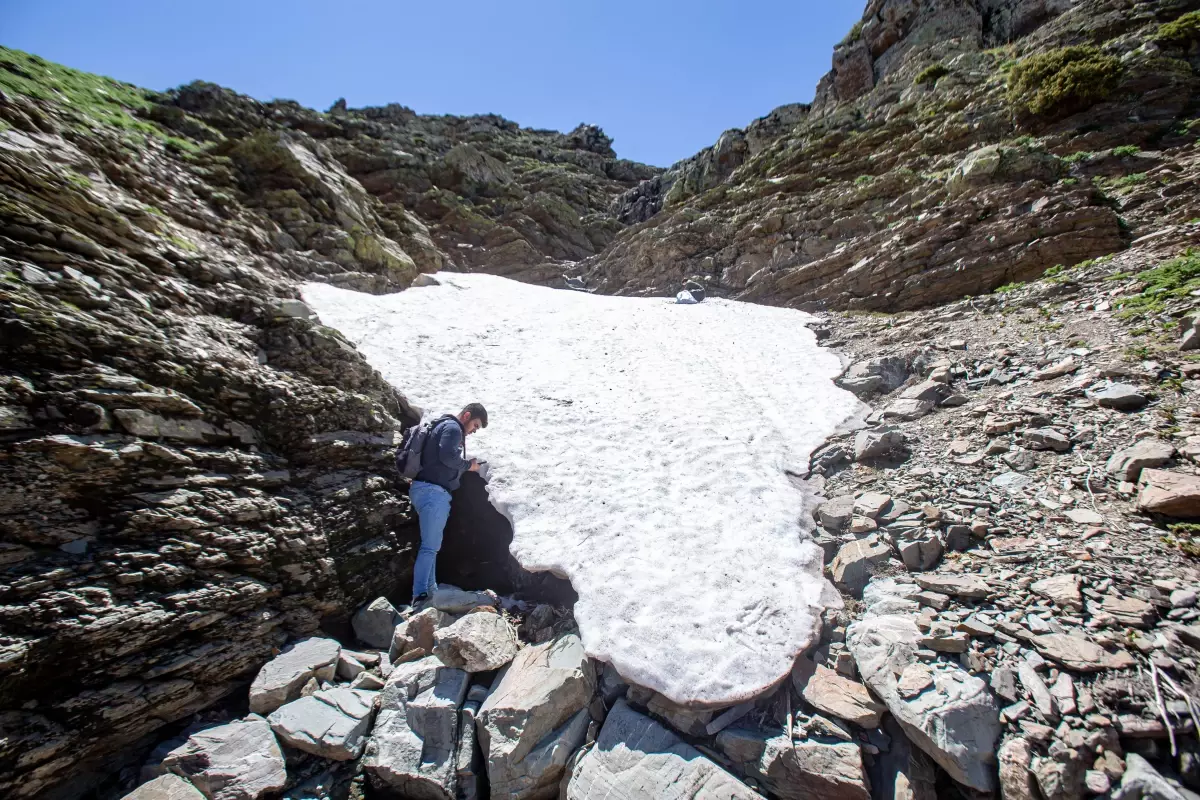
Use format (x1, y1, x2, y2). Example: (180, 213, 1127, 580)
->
(304, 274, 861, 706)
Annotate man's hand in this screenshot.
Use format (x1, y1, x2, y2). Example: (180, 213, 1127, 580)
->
(468, 459, 480, 472)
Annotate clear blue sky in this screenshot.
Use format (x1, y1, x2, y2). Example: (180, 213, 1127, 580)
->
(3, 0, 863, 167)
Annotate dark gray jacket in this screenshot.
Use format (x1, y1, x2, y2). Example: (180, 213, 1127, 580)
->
(415, 416, 471, 491)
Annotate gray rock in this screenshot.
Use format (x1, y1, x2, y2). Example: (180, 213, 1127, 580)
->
(566, 700, 760, 800)
(997, 737, 1040, 800)
(717, 726, 870, 800)
(1112, 752, 1189, 800)
(819, 495, 856, 531)
(1032, 357, 1079, 381)
(391, 606, 447, 661)
(913, 574, 990, 599)
(830, 536, 893, 595)
(1022, 428, 1071, 452)
(429, 585, 495, 614)
(434, 612, 519, 672)
(838, 356, 909, 397)
(1031, 574, 1083, 611)
(363, 656, 470, 800)
(121, 775, 206, 800)
(1180, 314, 1199, 352)
(847, 614, 1001, 791)
(882, 398, 935, 421)
(336, 651, 365, 681)
(249, 637, 340, 715)
(1089, 383, 1147, 411)
(353, 597, 402, 649)
(267, 688, 377, 760)
(900, 379, 951, 405)
(270, 298, 319, 322)
(456, 698, 484, 800)
(113, 409, 223, 443)
(1017, 662, 1056, 721)
(160, 716, 287, 800)
(1106, 439, 1175, 482)
(855, 426, 904, 461)
(477, 633, 596, 799)
(897, 536, 943, 572)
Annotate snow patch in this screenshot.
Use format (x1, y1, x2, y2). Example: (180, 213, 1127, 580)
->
(304, 274, 860, 706)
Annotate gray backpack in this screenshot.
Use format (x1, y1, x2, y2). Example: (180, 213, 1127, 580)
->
(395, 420, 434, 480)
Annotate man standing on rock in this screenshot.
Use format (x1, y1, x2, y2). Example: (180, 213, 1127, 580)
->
(409, 403, 488, 605)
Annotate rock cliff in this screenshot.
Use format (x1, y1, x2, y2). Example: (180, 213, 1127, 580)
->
(585, 0, 1200, 310)
(0, 47, 649, 799)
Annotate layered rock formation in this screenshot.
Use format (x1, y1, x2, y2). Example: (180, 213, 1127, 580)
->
(0, 46, 649, 799)
(584, 0, 1200, 310)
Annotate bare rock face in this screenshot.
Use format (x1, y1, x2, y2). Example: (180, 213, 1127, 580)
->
(433, 611, 520, 672)
(363, 656, 470, 799)
(159, 716, 287, 800)
(566, 700, 760, 800)
(477, 633, 596, 799)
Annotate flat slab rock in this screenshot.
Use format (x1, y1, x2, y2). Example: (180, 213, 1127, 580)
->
(249, 637, 340, 715)
(1137, 468, 1200, 517)
(267, 688, 377, 761)
(913, 574, 991, 599)
(565, 700, 762, 800)
(793, 659, 885, 728)
(160, 715, 287, 800)
(717, 726, 869, 800)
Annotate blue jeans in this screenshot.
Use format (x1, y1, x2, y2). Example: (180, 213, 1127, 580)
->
(410, 480, 451, 599)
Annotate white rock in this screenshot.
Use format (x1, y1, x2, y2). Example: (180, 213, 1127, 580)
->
(304, 274, 858, 707)
(267, 688, 377, 760)
(429, 585, 495, 614)
(363, 656, 470, 799)
(477, 634, 596, 799)
(353, 597, 402, 648)
(847, 614, 1001, 791)
(565, 700, 761, 800)
(160, 716, 286, 800)
(433, 612, 519, 672)
(121, 774, 205, 800)
(248, 637, 340, 715)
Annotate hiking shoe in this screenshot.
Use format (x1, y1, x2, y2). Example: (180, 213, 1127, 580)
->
(410, 594, 429, 612)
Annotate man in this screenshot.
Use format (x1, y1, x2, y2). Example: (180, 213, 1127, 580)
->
(409, 403, 488, 604)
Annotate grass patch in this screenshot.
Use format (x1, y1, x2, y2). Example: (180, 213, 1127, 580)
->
(1112, 144, 1140, 157)
(1062, 150, 1094, 164)
(1007, 46, 1122, 117)
(840, 20, 864, 46)
(995, 281, 1025, 294)
(1155, 10, 1200, 48)
(1105, 173, 1148, 190)
(854, 174, 875, 186)
(1115, 248, 1200, 319)
(914, 63, 950, 86)
(0, 46, 161, 137)
(65, 171, 92, 190)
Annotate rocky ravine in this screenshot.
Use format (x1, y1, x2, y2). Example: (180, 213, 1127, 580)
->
(581, 0, 1200, 311)
(2, 1, 1200, 798)
(0, 46, 650, 799)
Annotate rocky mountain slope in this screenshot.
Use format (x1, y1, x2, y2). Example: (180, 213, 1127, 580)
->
(0, 47, 652, 799)
(581, 0, 1200, 310)
(2, 0, 1200, 797)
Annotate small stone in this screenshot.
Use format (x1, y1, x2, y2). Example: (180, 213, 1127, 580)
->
(794, 660, 887, 728)
(1031, 574, 1083, 610)
(896, 663, 935, 698)
(855, 426, 905, 461)
(914, 573, 991, 599)
(831, 536, 893, 595)
(991, 667, 1018, 703)
(819, 496, 857, 531)
(1084, 770, 1111, 794)
(1017, 662, 1056, 721)
(1032, 357, 1079, 381)
(1022, 428, 1071, 452)
(1089, 382, 1147, 411)
(914, 591, 950, 611)
(268, 688, 378, 760)
(854, 492, 893, 519)
(1064, 508, 1103, 525)
(1171, 588, 1198, 609)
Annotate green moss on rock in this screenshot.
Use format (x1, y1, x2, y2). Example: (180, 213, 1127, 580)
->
(914, 63, 950, 86)
(1155, 10, 1200, 48)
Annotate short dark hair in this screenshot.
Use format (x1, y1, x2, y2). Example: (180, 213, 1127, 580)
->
(461, 403, 488, 428)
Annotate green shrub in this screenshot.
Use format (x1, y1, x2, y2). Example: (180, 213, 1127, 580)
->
(1007, 46, 1122, 116)
(1155, 11, 1200, 47)
(1115, 248, 1200, 318)
(854, 174, 875, 186)
(914, 63, 950, 85)
(840, 20, 865, 46)
(1112, 144, 1140, 157)
(995, 281, 1025, 294)
(1062, 150, 1094, 164)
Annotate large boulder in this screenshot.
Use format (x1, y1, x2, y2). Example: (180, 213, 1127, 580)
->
(847, 606, 1000, 791)
(1106, 440, 1175, 482)
(838, 356, 908, 397)
(267, 688, 378, 760)
(717, 726, 870, 800)
(855, 426, 904, 461)
(159, 716, 287, 800)
(433, 611, 520, 672)
(363, 656, 470, 799)
(477, 633, 596, 799)
(248, 637, 340, 715)
(390, 606, 448, 662)
(353, 597, 402, 649)
(565, 700, 762, 799)
(1137, 469, 1200, 517)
